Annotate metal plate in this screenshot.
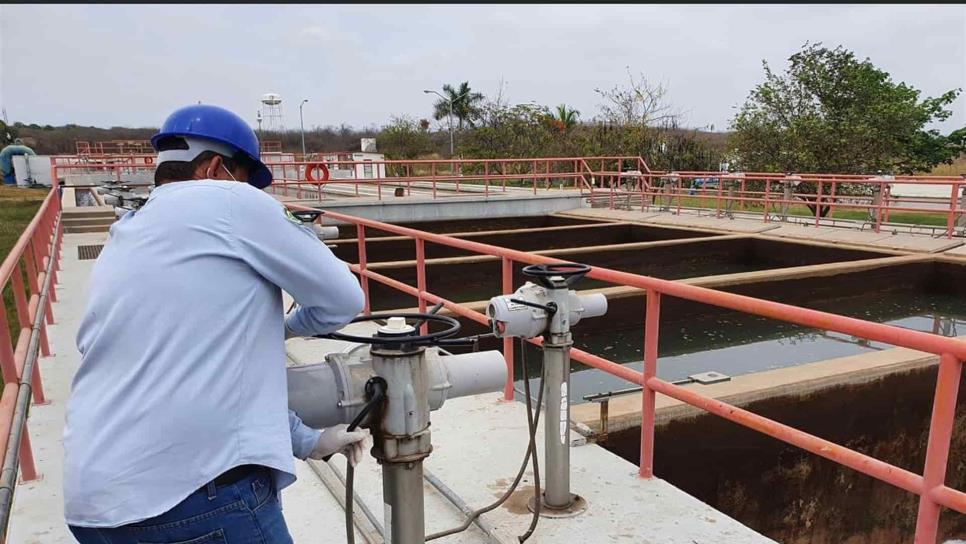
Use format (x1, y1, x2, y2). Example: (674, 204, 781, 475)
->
(528, 493, 588, 518)
(77, 245, 104, 260)
(688, 371, 731, 385)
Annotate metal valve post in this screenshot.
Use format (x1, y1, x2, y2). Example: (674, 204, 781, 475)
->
(487, 263, 607, 516)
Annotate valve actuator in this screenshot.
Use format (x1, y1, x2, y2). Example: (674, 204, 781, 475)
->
(487, 265, 607, 339)
(488, 283, 606, 339)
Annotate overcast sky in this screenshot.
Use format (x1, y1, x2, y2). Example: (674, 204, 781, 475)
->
(1, 4, 963, 133)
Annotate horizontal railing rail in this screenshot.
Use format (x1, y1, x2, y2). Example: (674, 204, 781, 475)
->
(289, 202, 964, 543)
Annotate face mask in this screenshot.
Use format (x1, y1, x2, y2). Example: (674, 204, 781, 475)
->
(221, 164, 238, 182)
(205, 163, 239, 182)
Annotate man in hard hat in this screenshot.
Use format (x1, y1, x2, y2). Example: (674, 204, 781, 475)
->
(63, 104, 368, 543)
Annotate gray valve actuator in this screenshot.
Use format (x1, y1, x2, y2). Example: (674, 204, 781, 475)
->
(288, 344, 507, 429)
(487, 281, 607, 339)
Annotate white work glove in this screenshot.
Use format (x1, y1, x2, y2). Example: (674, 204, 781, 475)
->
(309, 424, 371, 466)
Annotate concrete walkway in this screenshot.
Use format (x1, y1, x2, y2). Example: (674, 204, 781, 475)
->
(8, 231, 775, 544)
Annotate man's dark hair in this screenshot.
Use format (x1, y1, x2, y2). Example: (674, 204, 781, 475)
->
(153, 136, 251, 185)
(154, 151, 243, 185)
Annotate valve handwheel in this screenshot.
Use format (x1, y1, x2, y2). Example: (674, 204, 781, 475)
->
(318, 312, 461, 346)
(521, 263, 592, 288)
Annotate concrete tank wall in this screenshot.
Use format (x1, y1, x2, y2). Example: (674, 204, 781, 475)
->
(316, 193, 587, 225)
(600, 365, 966, 543)
(363, 237, 893, 311)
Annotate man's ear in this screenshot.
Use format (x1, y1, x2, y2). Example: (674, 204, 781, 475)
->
(205, 155, 226, 180)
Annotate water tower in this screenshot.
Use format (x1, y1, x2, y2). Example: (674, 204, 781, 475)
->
(259, 93, 285, 133)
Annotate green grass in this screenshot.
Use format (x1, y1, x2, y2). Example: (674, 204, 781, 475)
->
(636, 194, 950, 227)
(0, 186, 48, 343)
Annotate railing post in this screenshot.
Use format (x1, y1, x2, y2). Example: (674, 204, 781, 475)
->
(946, 183, 958, 239)
(45, 206, 59, 301)
(29, 352, 46, 405)
(715, 177, 723, 218)
(501, 257, 514, 401)
(18, 422, 38, 482)
(763, 179, 771, 223)
(415, 239, 428, 335)
(356, 225, 370, 315)
(914, 353, 961, 543)
(34, 240, 53, 326)
(814, 180, 823, 227)
(484, 162, 489, 198)
(640, 290, 660, 478)
(676, 178, 682, 215)
(740, 179, 746, 211)
(432, 163, 437, 199)
(0, 304, 16, 385)
(532, 160, 538, 195)
(10, 263, 30, 336)
(873, 181, 884, 233)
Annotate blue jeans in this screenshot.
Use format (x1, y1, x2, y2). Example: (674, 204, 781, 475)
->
(69, 467, 293, 544)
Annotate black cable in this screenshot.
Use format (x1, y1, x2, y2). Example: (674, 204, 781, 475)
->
(425, 338, 546, 542)
(343, 378, 386, 544)
(517, 337, 541, 543)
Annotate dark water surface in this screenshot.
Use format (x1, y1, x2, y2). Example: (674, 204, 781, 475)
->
(514, 292, 966, 404)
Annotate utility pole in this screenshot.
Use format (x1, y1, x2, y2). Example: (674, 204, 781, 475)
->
(299, 99, 309, 158)
(423, 88, 470, 158)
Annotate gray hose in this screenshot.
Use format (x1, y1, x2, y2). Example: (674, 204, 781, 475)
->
(425, 338, 545, 542)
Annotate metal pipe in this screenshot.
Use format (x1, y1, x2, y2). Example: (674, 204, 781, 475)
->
(423, 468, 504, 544)
(307, 458, 384, 544)
(383, 462, 425, 544)
(542, 333, 571, 508)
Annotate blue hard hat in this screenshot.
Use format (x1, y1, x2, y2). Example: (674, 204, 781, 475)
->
(151, 104, 273, 189)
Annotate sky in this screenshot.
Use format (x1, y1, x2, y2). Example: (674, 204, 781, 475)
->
(1, 4, 964, 133)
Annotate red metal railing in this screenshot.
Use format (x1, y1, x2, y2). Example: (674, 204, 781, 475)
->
(293, 204, 965, 543)
(588, 170, 966, 238)
(264, 157, 597, 201)
(44, 151, 966, 237)
(0, 187, 62, 536)
(49, 158, 156, 187)
(76, 141, 153, 155)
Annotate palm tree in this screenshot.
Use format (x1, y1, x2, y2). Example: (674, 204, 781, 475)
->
(551, 104, 580, 130)
(431, 82, 485, 130)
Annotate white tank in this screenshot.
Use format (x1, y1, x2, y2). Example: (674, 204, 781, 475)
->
(261, 93, 282, 105)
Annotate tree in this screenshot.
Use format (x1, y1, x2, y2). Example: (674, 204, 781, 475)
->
(0, 120, 18, 147)
(551, 104, 580, 131)
(594, 68, 678, 127)
(431, 81, 485, 130)
(378, 116, 437, 161)
(730, 43, 965, 175)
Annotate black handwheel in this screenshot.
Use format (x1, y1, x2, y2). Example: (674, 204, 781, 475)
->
(291, 209, 323, 223)
(521, 263, 592, 288)
(317, 312, 461, 346)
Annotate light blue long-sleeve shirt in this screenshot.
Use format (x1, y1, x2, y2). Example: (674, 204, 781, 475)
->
(64, 180, 364, 527)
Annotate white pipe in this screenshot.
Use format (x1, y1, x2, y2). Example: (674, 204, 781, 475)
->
(442, 350, 507, 399)
(315, 225, 340, 240)
(575, 293, 608, 319)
